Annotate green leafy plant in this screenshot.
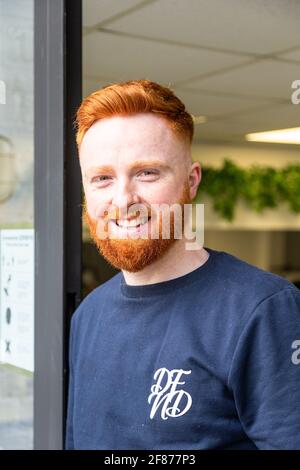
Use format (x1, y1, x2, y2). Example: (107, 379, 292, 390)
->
(195, 159, 300, 221)
(277, 165, 300, 213)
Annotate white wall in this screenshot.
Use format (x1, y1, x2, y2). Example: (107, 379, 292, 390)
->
(192, 141, 300, 270)
(192, 141, 300, 168)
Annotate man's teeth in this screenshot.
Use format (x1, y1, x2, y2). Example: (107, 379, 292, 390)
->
(116, 217, 150, 228)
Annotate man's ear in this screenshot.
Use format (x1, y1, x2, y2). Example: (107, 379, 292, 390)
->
(189, 162, 201, 199)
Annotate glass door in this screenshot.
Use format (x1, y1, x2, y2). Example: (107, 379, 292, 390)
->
(0, 0, 34, 450)
(0, 0, 82, 449)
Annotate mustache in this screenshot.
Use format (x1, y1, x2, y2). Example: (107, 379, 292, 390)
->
(94, 204, 152, 221)
(93, 203, 191, 222)
(106, 210, 151, 221)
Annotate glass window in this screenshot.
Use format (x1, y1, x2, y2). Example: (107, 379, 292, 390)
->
(0, 0, 34, 450)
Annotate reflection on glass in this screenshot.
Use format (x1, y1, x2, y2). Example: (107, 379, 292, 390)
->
(0, 0, 34, 449)
(0, 136, 16, 203)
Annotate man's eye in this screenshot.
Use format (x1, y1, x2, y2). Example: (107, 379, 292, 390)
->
(138, 170, 158, 177)
(91, 175, 111, 183)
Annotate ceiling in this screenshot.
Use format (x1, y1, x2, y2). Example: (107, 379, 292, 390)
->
(83, 0, 300, 144)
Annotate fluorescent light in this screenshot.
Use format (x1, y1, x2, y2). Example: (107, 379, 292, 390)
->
(245, 127, 300, 144)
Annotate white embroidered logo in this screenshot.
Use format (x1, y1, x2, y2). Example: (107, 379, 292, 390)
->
(148, 367, 192, 420)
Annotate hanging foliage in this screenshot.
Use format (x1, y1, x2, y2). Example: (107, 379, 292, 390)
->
(195, 159, 300, 221)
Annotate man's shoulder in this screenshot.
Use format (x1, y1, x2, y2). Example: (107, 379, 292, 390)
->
(71, 271, 122, 325)
(211, 248, 298, 308)
(206, 248, 297, 305)
(201, 249, 299, 369)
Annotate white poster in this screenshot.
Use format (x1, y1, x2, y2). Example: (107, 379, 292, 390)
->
(0, 229, 34, 372)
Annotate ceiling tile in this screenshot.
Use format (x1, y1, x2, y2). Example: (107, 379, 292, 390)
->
(105, 0, 300, 55)
(278, 48, 300, 62)
(194, 104, 300, 142)
(184, 60, 300, 100)
(174, 88, 273, 117)
(83, 31, 249, 84)
(83, 0, 143, 28)
(83, 77, 114, 97)
(227, 103, 300, 130)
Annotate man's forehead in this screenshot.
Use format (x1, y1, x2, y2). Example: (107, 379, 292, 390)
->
(81, 113, 177, 148)
(79, 114, 188, 170)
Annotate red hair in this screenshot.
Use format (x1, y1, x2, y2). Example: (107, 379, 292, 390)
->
(75, 79, 194, 148)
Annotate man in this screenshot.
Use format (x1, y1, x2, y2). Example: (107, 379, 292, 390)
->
(66, 79, 300, 450)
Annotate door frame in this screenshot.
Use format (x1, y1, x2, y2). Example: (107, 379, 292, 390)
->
(34, 0, 82, 449)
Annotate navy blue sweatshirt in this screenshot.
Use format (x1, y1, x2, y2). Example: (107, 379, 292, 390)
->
(66, 247, 300, 449)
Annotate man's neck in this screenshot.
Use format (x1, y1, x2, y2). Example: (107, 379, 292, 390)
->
(122, 239, 210, 286)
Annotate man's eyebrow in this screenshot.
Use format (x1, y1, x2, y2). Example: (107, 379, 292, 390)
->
(84, 160, 170, 178)
(84, 165, 114, 178)
(128, 160, 171, 171)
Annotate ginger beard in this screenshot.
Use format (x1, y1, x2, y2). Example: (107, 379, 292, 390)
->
(84, 181, 192, 272)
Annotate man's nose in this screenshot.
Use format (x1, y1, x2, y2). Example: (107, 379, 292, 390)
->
(111, 181, 139, 217)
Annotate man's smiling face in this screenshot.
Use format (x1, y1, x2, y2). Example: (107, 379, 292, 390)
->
(79, 113, 196, 272)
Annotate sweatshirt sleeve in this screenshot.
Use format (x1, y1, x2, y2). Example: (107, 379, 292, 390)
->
(228, 286, 300, 450)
